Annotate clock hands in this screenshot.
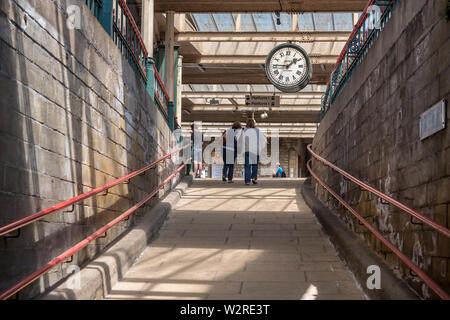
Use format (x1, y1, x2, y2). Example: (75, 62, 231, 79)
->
(273, 58, 300, 70)
(286, 58, 298, 69)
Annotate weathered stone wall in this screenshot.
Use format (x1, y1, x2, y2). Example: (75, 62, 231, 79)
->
(0, 0, 180, 299)
(311, 0, 449, 299)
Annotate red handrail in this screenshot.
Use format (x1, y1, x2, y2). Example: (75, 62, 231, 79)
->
(0, 163, 187, 300)
(154, 64, 171, 103)
(307, 146, 450, 300)
(117, 0, 148, 58)
(333, 0, 375, 69)
(0, 146, 189, 237)
(307, 145, 450, 238)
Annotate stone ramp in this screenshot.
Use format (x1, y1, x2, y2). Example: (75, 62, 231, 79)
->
(105, 179, 366, 300)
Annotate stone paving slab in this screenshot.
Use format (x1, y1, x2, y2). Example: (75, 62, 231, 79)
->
(106, 179, 366, 300)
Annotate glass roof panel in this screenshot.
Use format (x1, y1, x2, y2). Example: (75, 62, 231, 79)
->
(333, 13, 354, 31)
(313, 13, 334, 31)
(220, 85, 238, 91)
(298, 13, 314, 31)
(190, 84, 210, 91)
(192, 14, 217, 31)
(232, 13, 256, 31)
(275, 13, 292, 31)
(212, 13, 235, 31)
(253, 13, 275, 31)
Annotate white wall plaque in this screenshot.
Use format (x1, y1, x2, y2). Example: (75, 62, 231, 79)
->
(420, 100, 446, 140)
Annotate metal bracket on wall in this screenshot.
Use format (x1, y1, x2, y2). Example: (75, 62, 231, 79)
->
(63, 205, 75, 213)
(358, 216, 373, 226)
(410, 215, 424, 225)
(64, 255, 73, 263)
(2, 229, 21, 239)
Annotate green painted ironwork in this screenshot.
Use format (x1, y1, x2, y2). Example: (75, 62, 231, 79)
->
(84, 0, 103, 19)
(173, 46, 180, 127)
(111, 0, 148, 82)
(83, 0, 176, 130)
(320, 0, 401, 121)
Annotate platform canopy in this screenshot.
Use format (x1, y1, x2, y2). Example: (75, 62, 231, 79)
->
(154, 0, 367, 13)
(172, 12, 359, 129)
(127, 1, 362, 136)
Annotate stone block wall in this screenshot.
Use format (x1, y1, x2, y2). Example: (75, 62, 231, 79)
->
(0, 0, 180, 299)
(311, 0, 449, 299)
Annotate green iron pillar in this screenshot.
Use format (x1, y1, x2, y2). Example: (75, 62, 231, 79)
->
(98, 0, 113, 36)
(168, 101, 175, 132)
(173, 45, 180, 127)
(146, 57, 156, 103)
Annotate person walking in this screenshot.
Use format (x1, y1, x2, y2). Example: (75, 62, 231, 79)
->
(243, 119, 266, 185)
(222, 121, 242, 183)
(191, 123, 204, 178)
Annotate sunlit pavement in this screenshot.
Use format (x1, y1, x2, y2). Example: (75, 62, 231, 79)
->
(106, 179, 366, 300)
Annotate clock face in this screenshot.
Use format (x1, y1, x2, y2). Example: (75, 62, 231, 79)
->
(265, 43, 312, 92)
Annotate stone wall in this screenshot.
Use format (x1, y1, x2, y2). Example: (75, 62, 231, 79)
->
(0, 0, 180, 299)
(311, 0, 449, 299)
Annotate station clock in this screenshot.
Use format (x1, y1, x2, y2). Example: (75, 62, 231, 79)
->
(265, 42, 312, 93)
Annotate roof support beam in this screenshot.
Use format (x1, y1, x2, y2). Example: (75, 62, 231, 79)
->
(183, 55, 338, 65)
(175, 31, 351, 42)
(187, 105, 321, 111)
(183, 92, 325, 99)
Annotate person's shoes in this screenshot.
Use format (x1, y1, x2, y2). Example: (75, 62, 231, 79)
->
(245, 182, 250, 185)
(195, 175, 201, 178)
(252, 179, 258, 185)
(222, 177, 227, 182)
(228, 180, 234, 183)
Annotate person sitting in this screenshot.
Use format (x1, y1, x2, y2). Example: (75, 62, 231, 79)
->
(274, 163, 284, 178)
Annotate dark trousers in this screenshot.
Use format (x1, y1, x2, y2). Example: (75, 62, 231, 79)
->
(222, 147, 235, 181)
(245, 152, 259, 184)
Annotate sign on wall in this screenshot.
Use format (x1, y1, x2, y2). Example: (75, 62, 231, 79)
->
(245, 95, 280, 108)
(419, 100, 447, 140)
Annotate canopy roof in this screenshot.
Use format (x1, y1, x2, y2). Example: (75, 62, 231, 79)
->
(154, 0, 367, 13)
(125, 3, 363, 136)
